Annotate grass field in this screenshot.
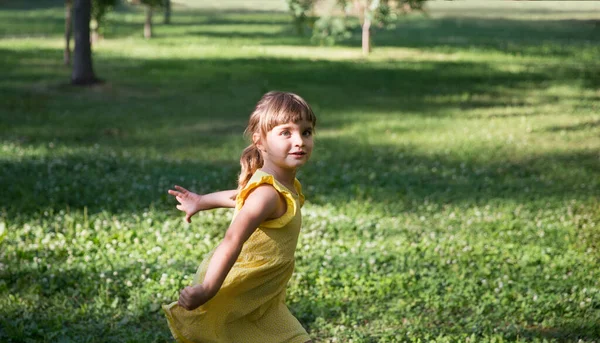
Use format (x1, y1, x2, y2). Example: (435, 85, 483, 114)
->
(1, 1, 599, 342)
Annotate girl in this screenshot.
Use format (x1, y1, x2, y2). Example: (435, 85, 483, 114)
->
(163, 91, 316, 343)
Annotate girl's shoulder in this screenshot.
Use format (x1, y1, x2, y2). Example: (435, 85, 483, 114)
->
(236, 170, 304, 229)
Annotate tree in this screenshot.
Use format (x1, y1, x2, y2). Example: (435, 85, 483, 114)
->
(144, 4, 153, 38)
(91, 0, 118, 42)
(65, 0, 115, 67)
(126, 0, 164, 39)
(71, 0, 100, 85)
(164, 0, 171, 25)
(284, 0, 315, 36)
(64, 0, 73, 65)
(287, 0, 427, 55)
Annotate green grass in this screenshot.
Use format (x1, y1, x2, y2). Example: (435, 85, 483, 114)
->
(1, 1, 599, 342)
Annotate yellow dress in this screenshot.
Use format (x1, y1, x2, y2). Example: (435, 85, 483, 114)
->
(163, 170, 311, 343)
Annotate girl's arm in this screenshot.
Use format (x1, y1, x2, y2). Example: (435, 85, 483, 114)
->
(168, 186, 237, 223)
(177, 185, 283, 310)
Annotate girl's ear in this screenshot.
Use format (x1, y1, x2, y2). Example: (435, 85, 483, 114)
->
(253, 132, 264, 151)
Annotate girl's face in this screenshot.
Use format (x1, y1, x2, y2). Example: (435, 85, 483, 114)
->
(257, 119, 314, 171)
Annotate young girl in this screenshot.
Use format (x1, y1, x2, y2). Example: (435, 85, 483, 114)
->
(163, 91, 316, 343)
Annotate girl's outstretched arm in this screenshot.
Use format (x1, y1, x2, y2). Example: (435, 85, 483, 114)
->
(168, 186, 237, 223)
(177, 185, 283, 310)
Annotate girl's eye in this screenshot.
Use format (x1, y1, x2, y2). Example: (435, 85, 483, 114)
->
(303, 130, 313, 137)
(281, 131, 291, 137)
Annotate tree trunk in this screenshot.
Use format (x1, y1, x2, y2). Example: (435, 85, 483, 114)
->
(71, 0, 99, 85)
(64, 0, 73, 65)
(357, 2, 371, 56)
(362, 16, 371, 56)
(164, 0, 171, 24)
(144, 6, 153, 39)
(91, 18, 100, 44)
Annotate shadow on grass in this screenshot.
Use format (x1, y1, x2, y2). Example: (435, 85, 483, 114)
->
(1, 131, 598, 222)
(2, 46, 583, 115)
(545, 119, 600, 133)
(303, 137, 600, 208)
(0, 153, 241, 219)
(1, 46, 599, 220)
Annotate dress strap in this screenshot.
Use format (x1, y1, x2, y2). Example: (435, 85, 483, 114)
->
(235, 170, 299, 229)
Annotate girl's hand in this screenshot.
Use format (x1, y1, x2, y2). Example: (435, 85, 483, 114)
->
(168, 185, 202, 223)
(178, 284, 215, 311)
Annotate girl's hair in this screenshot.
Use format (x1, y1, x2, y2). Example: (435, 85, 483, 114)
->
(238, 91, 317, 189)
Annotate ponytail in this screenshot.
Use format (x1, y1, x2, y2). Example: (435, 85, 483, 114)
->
(238, 144, 263, 189)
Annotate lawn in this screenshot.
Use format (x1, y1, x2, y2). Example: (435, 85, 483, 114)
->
(0, 1, 599, 342)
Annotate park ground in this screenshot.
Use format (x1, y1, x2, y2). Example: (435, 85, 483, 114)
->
(0, 1, 599, 342)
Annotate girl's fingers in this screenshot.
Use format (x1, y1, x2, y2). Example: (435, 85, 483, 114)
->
(176, 205, 183, 211)
(179, 288, 192, 309)
(178, 297, 186, 309)
(167, 189, 178, 196)
(174, 185, 188, 193)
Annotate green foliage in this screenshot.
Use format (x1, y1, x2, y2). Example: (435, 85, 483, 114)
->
(1, 1, 600, 342)
(310, 16, 350, 45)
(306, 0, 428, 46)
(285, 0, 316, 35)
(91, 0, 118, 34)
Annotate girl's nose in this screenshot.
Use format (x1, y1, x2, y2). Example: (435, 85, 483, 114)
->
(293, 134, 304, 146)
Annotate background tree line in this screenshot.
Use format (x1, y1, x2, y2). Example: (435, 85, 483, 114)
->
(69, 0, 427, 86)
(286, 0, 427, 54)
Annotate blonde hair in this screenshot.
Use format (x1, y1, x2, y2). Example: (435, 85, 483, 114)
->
(238, 91, 317, 189)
